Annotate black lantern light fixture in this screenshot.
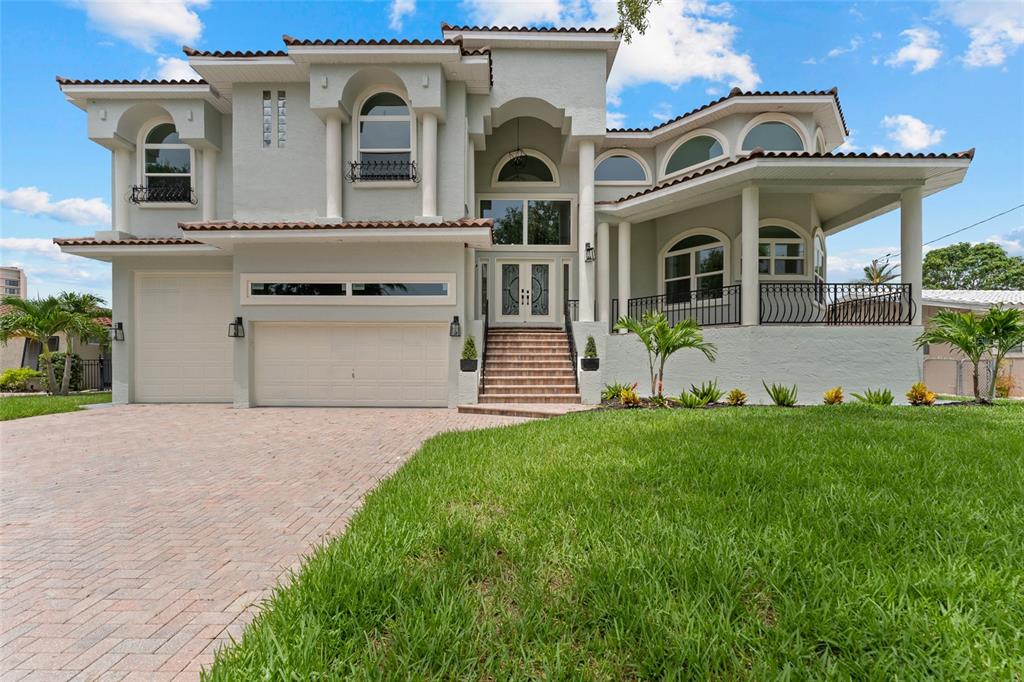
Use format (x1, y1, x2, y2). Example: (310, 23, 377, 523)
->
(585, 242, 596, 263)
(227, 316, 245, 338)
(109, 322, 125, 342)
(449, 315, 461, 337)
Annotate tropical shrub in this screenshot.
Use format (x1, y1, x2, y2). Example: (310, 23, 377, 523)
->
(583, 336, 598, 359)
(763, 381, 798, 407)
(677, 390, 710, 409)
(995, 371, 1014, 399)
(618, 383, 642, 407)
(852, 388, 894, 405)
(725, 388, 748, 406)
(823, 386, 844, 405)
(0, 367, 44, 392)
(461, 336, 477, 360)
(649, 394, 672, 409)
(614, 311, 716, 397)
(601, 381, 630, 402)
(42, 352, 83, 392)
(981, 308, 1024, 403)
(690, 379, 723, 404)
(906, 382, 936, 406)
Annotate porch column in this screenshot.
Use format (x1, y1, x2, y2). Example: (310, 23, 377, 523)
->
(421, 112, 438, 219)
(597, 221, 610, 322)
(467, 138, 476, 217)
(325, 113, 343, 219)
(112, 147, 131, 232)
(201, 149, 217, 221)
(741, 185, 760, 326)
(900, 187, 923, 325)
(578, 140, 596, 321)
(617, 221, 631, 331)
(465, 247, 476, 322)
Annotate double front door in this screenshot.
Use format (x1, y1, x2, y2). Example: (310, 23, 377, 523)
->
(498, 260, 553, 323)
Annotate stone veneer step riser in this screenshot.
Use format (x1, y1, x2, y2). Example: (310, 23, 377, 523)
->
(479, 394, 581, 404)
(480, 378, 578, 387)
(483, 384, 578, 395)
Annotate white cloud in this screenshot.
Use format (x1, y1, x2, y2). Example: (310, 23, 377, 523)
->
(836, 131, 860, 153)
(0, 238, 76, 263)
(1, 245, 111, 299)
(886, 27, 942, 73)
(0, 187, 111, 226)
(156, 56, 200, 80)
(881, 114, 945, 151)
(72, 0, 209, 53)
(461, 0, 563, 27)
(606, 110, 628, 128)
(650, 102, 675, 122)
(827, 37, 863, 58)
(827, 246, 900, 282)
(389, 0, 416, 30)
(986, 227, 1024, 256)
(943, 0, 1024, 67)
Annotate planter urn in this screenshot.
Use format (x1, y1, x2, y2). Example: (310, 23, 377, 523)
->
(460, 359, 478, 372)
(581, 357, 600, 371)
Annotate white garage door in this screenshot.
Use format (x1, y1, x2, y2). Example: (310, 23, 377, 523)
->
(254, 323, 449, 407)
(135, 273, 233, 402)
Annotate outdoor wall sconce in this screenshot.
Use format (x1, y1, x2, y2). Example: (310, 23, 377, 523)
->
(227, 316, 245, 338)
(449, 315, 461, 337)
(585, 242, 596, 263)
(109, 322, 125, 342)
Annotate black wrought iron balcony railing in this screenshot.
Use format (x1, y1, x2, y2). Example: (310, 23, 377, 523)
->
(129, 185, 197, 204)
(760, 282, 915, 325)
(626, 286, 742, 327)
(346, 160, 418, 182)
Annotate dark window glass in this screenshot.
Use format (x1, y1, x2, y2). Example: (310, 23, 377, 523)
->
(742, 122, 803, 151)
(774, 259, 805, 275)
(145, 176, 191, 194)
(759, 225, 800, 239)
(527, 200, 571, 245)
(665, 254, 690, 279)
(145, 148, 191, 174)
(669, 233, 718, 252)
(359, 121, 410, 150)
(666, 136, 723, 174)
(481, 200, 523, 245)
(145, 123, 181, 144)
(351, 283, 448, 297)
(250, 282, 347, 296)
(497, 155, 553, 182)
(665, 278, 692, 304)
(595, 155, 646, 182)
(696, 246, 724, 274)
(360, 93, 409, 116)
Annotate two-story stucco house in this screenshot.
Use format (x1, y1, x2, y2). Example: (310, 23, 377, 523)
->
(56, 23, 974, 408)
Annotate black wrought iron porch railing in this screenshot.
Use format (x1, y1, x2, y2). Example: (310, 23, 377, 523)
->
(626, 285, 741, 327)
(479, 297, 489, 394)
(346, 160, 418, 182)
(129, 185, 197, 204)
(563, 298, 580, 394)
(759, 282, 915, 325)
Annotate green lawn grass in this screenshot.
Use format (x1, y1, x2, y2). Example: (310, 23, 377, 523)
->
(206, 404, 1024, 679)
(0, 392, 111, 421)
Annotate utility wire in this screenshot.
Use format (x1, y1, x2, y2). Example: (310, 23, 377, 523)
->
(882, 202, 1024, 261)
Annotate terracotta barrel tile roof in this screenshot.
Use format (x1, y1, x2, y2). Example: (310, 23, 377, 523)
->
(178, 218, 493, 231)
(182, 45, 289, 58)
(598, 148, 976, 205)
(53, 237, 205, 246)
(56, 76, 207, 86)
(282, 35, 461, 47)
(441, 23, 617, 33)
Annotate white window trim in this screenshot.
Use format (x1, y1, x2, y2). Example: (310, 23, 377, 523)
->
(657, 227, 731, 300)
(137, 116, 196, 208)
(478, 193, 577, 251)
(659, 128, 730, 181)
(595, 149, 651, 186)
(491, 148, 560, 188)
(738, 113, 809, 153)
(813, 228, 827, 283)
(351, 87, 417, 188)
(757, 219, 810, 280)
(240, 272, 455, 306)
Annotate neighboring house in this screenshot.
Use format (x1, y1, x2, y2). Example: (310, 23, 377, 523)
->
(54, 24, 974, 407)
(1, 266, 28, 298)
(921, 289, 1024, 397)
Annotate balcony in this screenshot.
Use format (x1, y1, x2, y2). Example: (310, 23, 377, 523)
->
(129, 185, 197, 205)
(346, 160, 418, 182)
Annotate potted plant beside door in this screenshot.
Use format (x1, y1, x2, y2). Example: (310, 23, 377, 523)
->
(460, 336, 478, 372)
(581, 336, 600, 371)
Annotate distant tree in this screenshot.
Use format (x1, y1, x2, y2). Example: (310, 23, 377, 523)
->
(922, 242, 1024, 290)
(615, 0, 661, 42)
(861, 258, 899, 284)
(55, 292, 108, 395)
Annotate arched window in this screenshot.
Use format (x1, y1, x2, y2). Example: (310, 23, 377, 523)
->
(595, 152, 649, 184)
(492, 149, 559, 186)
(664, 135, 725, 176)
(814, 232, 826, 283)
(142, 123, 193, 202)
(663, 233, 726, 303)
(759, 225, 805, 275)
(357, 91, 413, 180)
(742, 121, 804, 151)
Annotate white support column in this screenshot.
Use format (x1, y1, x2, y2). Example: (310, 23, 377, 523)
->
(578, 140, 596, 322)
(325, 114, 342, 219)
(467, 138, 476, 217)
(900, 187, 924, 325)
(465, 247, 476, 322)
(596, 221, 610, 323)
(112, 147, 131, 232)
(741, 185, 760, 326)
(421, 112, 438, 220)
(201, 149, 217, 221)
(617, 221, 631, 330)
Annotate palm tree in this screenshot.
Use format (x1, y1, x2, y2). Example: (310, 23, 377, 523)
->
(614, 311, 717, 396)
(0, 297, 75, 394)
(56, 292, 108, 395)
(915, 310, 989, 402)
(862, 258, 899, 284)
(980, 307, 1024, 403)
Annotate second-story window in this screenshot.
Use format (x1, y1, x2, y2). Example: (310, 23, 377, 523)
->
(357, 92, 412, 180)
(142, 123, 192, 203)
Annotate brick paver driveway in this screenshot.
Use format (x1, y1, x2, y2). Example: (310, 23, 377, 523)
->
(1, 404, 524, 680)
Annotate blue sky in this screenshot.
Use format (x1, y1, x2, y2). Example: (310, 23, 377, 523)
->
(2, 0, 1022, 301)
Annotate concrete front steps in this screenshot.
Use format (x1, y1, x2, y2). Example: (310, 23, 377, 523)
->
(457, 403, 594, 419)
(476, 327, 581, 405)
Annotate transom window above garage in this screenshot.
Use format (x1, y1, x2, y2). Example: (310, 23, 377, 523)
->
(242, 274, 454, 305)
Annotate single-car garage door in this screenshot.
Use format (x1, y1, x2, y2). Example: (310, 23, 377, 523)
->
(254, 323, 449, 407)
(135, 273, 233, 402)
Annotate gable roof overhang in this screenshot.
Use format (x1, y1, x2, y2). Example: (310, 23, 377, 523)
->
(54, 237, 221, 262)
(55, 78, 231, 114)
(596, 150, 974, 233)
(440, 23, 621, 73)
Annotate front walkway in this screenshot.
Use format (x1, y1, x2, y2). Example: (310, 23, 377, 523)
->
(0, 404, 524, 680)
